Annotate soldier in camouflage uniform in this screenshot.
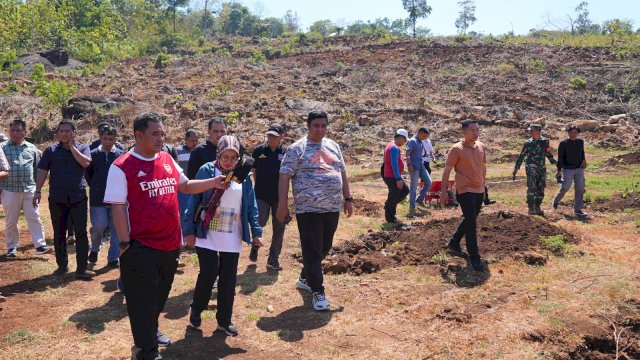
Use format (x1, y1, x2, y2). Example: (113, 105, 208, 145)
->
(512, 124, 557, 215)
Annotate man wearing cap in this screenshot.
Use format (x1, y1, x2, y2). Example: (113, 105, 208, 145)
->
(90, 122, 125, 151)
(405, 128, 432, 212)
(512, 124, 557, 215)
(248, 123, 288, 270)
(553, 125, 588, 218)
(383, 129, 410, 223)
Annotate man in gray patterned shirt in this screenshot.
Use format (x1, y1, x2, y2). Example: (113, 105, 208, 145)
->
(0, 119, 50, 257)
(277, 110, 353, 312)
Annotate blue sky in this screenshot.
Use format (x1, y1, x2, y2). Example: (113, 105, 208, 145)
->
(203, 0, 638, 35)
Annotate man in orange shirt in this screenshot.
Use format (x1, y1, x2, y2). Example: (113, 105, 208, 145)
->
(440, 119, 487, 271)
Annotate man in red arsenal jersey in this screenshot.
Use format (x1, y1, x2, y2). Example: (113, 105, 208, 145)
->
(104, 112, 225, 360)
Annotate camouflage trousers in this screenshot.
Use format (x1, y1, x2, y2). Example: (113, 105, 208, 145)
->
(525, 166, 547, 205)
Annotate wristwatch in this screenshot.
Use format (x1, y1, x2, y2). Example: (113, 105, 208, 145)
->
(344, 196, 354, 203)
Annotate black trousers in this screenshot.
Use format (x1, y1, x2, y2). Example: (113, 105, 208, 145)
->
(49, 198, 89, 272)
(450, 192, 484, 261)
(191, 247, 239, 327)
(296, 212, 340, 293)
(383, 177, 409, 222)
(424, 161, 432, 174)
(120, 241, 179, 360)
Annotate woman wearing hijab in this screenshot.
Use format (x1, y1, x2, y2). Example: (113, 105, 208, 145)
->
(182, 135, 262, 336)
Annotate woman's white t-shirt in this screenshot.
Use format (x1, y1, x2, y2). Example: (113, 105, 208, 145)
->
(195, 178, 244, 253)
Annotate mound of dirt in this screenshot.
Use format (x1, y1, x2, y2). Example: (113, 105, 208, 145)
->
(590, 192, 640, 212)
(325, 211, 579, 275)
(608, 151, 640, 166)
(353, 198, 381, 217)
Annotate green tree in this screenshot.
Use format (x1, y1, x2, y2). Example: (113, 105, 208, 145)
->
(455, 0, 476, 35)
(283, 9, 300, 33)
(263, 17, 285, 38)
(575, 1, 592, 35)
(602, 18, 634, 36)
(309, 19, 338, 36)
(165, 0, 190, 34)
(401, 0, 432, 38)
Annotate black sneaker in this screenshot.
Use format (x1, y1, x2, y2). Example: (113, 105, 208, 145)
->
(446, 243, 465, 257)
(470, 259, 485, 271)
(188, 309, 202, 329)
(53, 267, 69, 275)
(249, 245, 259, 262)
(75, 270, 96, 280)
(216, 323, 239, 337)
(295, 278, 312, 292)
(484, 199, 496, 205)
(35, 246, 52, 255)
(157, 330, 171, 347)
(6, 248, 17, 258)
(88, 251, 98, 263)
(66, 235, 75, 245)
(266, 261, 283, 271)
(107, 260, 119, 268)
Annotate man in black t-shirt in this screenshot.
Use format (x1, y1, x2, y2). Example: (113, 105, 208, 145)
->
(249, 123, 288, 270)
(553, 125, 588, 218)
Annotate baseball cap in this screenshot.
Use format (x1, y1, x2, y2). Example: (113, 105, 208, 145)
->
(0, 133, 7, 142)
(266, 123, 284, 136)
(527, 124, 543, 131)
(395, 129, 408, 139)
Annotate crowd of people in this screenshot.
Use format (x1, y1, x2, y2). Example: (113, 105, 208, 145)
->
(0, 111, 589, 358)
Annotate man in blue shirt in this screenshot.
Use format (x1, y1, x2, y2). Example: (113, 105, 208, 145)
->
(405, 128, 432, 212)
(35, 120, 94, 279)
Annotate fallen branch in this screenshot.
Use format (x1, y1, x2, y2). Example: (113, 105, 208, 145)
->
(370, 326, 400, 340)
(571, 274, 612, 283)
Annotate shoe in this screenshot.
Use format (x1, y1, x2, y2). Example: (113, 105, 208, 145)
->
(217, 323, 239, 337)
(266, 261, 283, 271)
(312, 292, 330, 311)
(446, 243, 465, 257)
(249, 245, 259, 262)
(528, 204, 537, 215)
(470, 259, 485, 271)
(75, 270, 96, 280)
(552, 202, 559, 210)
(53, 267, 69, 275)
(157, 330, 172, 347)
(575, 211, 588, 218)
(35, 246, 52, 255)
(107, 260, 119, 268)
(484, 199, 496, 205)
(66, 235, 75, 245)
(0, 295, 6, 303)
(88, 251, 98, 263)
(296, 278, 312, 292)
(188, 309, 202, 329)
(535, 204, 544, 216)
(6, 248, 17, 258)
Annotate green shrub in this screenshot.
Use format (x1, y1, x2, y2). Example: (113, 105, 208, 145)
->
(569, 76, 587, 89)
(154, 53, 172, 69)
(431, 250, 450, 266)
(0, 49, 23, 74)
(529, 59, 546, 72)
(605, 82, 616, 96)
(31, 63, 46, 82)
(539, 235, 567, 255)
(225, 111, 240, 126)
(34, 79, 77, 108)
(247, 51, 267, 65)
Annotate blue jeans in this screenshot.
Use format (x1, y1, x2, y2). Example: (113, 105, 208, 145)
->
(409, 166, 432, 209)
(90, 206, 120, 262)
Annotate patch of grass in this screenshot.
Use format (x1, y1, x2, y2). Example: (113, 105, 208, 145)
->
(246, 313, 259, 322)
(3, 329, 37, 345)
(201, 310, 215, 321)
(539, 235, 567, 255)
(569, 76, 587, 89)
(183, 254, 199, 266)
(431, 250, 450, 266)
(254, 286, 265, 298)
(585, 168, 640, 198)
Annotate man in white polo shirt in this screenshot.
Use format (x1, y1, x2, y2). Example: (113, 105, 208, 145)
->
(104, 112, 225, 360)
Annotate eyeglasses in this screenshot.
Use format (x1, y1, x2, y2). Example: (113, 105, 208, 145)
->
(220, 156, 239, 162)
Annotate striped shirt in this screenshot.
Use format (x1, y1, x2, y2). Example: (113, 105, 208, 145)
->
(0, 140, 40, 193)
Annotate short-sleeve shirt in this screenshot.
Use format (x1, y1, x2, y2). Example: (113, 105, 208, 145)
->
(421, 138, 433, 162)
(252, 143, 287, 203)
(279, 137, 345, 214)
(0, 140, 39, 192)
(38, 142, 91, 204)
(406, 136, 425, 169)
(0, 146, 10, 172)
(445, 140, 487, 194)
(104, 150, 188, 251)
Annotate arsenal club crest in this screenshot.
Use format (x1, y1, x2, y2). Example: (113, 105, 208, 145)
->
(164, 164, 173, 174)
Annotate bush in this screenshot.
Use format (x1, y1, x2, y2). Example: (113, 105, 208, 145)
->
(154, 53, 173, 69)
(225, 111, 240, 126)
(0, 49, 23, 74)
(539, 235, 567, 255)
(34, 79, 77, 109)
(247, 51, 267, 65)
(569, 76, 587, 89)
(31, 63, 46, 82)
(529, 59, 546, 72)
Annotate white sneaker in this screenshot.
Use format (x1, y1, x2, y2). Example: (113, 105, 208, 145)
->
(312, 292, 330, 311)
(295, 278, 311, 292)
